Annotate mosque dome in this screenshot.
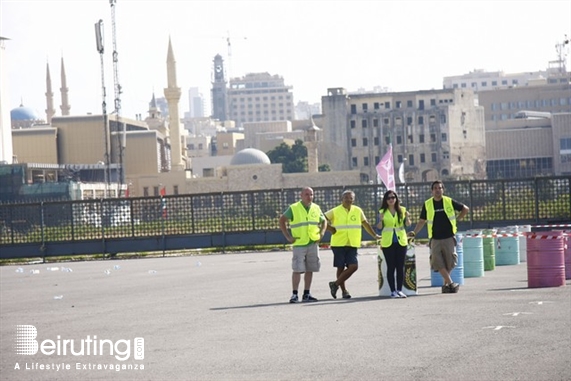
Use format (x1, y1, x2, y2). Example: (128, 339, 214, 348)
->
(230, 148, 271, 165)
(10, 105, 41, 121)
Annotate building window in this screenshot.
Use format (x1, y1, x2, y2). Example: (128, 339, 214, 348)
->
(362, 103, 368, 112)
(352, 157, 358, 167)
(407, 100, 413, 108)
(351, 138, 357, 147)
(431, 153, 437, 162)
(374, 137, 379, 146)
(362, 119, 368, 128)
(418, 116, 424, 125)
(384, 118, 389, 125)
(440, 114, 446, 124)
(364, 157, 369, 166)
(173, 185, 179, 195)
(396, 135, 402, 144)
(363, 138, 368, 146)
(351, 104, 357, 114)
(198, 143, 203, 150)
(430, 133, 436, 142)
(408, 154, 414, 166)
(384, 102, 390, 109)
(375, 155, 379, 163)
(419, 100, 424, 110)
(373, 118, 379, 127)
(396, 101, 402, 108)
(350, 120, 356, 128)
(189, 144, 195, 150)
(443, 151, 450, 160)
(407, 116, 413, 125)
(492, 81, 497, 86)
(461, 83, 466, 88)
(153, 186, 159, 196)
(481, 81, 487, 87)
(430, 99, 436, 106)
(408, 134, 413, 144)
(420, 153, 426, 163)
(419, 134, 425, 143)
(441, 133, 447, 142)
(143, 187, 149, 197)
(374, 102, 380, 110)
(385, 136, 391, 145)
(397, 154, 403, 163)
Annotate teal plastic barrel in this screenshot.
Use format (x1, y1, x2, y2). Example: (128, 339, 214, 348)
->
(463, 231, 484, 278)
(494, 227, 520, 265)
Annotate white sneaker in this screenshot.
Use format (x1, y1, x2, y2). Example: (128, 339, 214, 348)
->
(397, 291, 407, 298)
(390, 291, 400, 298)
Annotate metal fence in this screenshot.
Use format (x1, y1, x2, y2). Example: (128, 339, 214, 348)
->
(1, 176, 569, 259)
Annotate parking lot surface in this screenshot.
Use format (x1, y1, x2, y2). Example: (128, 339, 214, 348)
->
(1, 245, 570, 381)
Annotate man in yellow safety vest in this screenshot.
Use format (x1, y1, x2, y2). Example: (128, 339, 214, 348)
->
(325, 190, 381, 299)
(409, 181, 469, 293)
(279, 187, 328, 303)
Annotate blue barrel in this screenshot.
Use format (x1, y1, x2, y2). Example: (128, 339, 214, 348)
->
(463, 231, 484, 277)
(494, 228, 520, 265)
(431, 232, 465, 286)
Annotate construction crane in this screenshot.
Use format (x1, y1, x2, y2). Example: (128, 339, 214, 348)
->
(225, 31, 247, 80)
(110, 0, 125, 195)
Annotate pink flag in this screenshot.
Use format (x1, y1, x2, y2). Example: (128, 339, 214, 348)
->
(376, 145, 395, 191)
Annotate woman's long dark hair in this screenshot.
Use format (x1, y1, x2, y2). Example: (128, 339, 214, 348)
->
(380, 190, 404, 223)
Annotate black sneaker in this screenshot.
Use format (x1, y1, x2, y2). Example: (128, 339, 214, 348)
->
(448, 283, 460, 293)
(329, 281, 339, 299)
(302, 294, 318, 302)
(342, 290, 351, 299)
(289, 294, 299, 303)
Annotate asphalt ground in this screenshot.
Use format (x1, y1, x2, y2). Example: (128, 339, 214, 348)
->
(1, 245, 570, 381)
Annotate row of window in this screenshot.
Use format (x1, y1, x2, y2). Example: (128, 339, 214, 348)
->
(229, 94, 292, 101)
(231, 109, 292, 116)
(231, 103, 288, 109)
(351, 133, 448, 148)
(490, 98, 571, 110)
(142, 185, 180, 197)
(486, 158, 553, 179)
(350, 98, 454, 114)
(350, 114, 447, 128)
(453, 79, 519, 88)
(352, 151, 451, 167)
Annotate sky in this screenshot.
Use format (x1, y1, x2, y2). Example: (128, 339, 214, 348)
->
(1, 0, 570, 120)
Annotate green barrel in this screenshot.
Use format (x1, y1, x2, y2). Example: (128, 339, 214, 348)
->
(483, 229, 496, 271)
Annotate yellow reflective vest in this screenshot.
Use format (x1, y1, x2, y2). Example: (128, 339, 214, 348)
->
(329, 205, 363, 247)
(379, 207, 407, 247)
(425, 196, 457, 238)
(290, 201, 322, 246)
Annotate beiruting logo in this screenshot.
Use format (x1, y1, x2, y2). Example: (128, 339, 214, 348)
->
(15, 325, 144, 361)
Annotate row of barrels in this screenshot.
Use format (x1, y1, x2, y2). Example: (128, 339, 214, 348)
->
(432, 225, 570, 288)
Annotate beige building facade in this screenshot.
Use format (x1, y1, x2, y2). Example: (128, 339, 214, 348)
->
(320, 87, 486, 183)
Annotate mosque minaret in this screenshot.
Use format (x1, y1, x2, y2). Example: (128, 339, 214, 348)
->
(164, 37, 185, 170)
(45, 62, 55, 124)
(59, 57, 70, 116)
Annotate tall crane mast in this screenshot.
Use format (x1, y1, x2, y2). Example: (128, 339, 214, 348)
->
(110, 0, 125, 193)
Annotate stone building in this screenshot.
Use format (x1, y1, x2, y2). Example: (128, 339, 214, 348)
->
(320, 87, 486, 183)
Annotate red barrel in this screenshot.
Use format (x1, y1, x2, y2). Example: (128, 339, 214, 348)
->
(526, 231, 566, 288)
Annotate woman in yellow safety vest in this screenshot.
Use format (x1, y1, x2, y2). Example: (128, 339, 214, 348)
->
(377, 190, 411, 298)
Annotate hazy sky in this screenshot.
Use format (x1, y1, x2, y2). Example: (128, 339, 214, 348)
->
(1, 0, 570, 120)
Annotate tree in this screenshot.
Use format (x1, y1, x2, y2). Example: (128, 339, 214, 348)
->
(267, 139, 307, 173)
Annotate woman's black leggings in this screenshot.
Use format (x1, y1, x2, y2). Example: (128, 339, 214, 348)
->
(382, 242, 407, 292)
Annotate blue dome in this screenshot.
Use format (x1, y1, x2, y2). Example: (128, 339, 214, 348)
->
(11, 106, 41, 121)
(230, 148, 271, 165)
